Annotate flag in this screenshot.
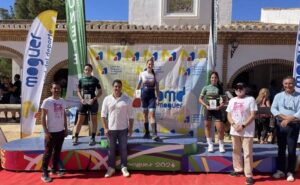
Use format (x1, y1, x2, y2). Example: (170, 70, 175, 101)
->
(207, 0, 218, 80)
(65, 0, 87, 106)
(200, 0, 219, 141)
(293, 21, 300, 92)
(21, 10, 58, 137)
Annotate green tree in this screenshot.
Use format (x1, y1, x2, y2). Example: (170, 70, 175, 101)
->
(14, 0, 66, 19)
(52, 0, 66, 20)
(14, 0, 29, 19)
(27, 0, 39, 19)
(0, 58, 12, 78)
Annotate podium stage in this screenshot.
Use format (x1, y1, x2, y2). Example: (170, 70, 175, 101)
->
(1, 133, 299, 173)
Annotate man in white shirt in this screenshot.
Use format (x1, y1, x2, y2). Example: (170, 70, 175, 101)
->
(101, 79, 134, 178)
(40, 82, 67, 183)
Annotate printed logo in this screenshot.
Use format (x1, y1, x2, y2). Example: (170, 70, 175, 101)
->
(22, 100, 38, 118)
(188, 52, 195, 61)
(180, 50, 195, 61)
(132, 52, 140, 61)
(143, 50, 158, 61)
(179, 66, 191, 76)
(96, 50, 122, 61)
(198, 49, 207, 59)
(101, 67, 108, 74)
(96, 51, 103, 60)
(159, 87, 185, 109)
(125, 50, 140, 61)
(294, 26, 300, 89)
(184, 116, 190, 123)
(162, 50, 177, 62)
(95, 64, 108, 75)
(113, 52, 122, 61)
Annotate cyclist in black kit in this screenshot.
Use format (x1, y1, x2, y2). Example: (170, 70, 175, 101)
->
(136, 58, 160, 141)
(73, 64, 102, 146)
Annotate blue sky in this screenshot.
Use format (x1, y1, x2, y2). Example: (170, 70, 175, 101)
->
(1, 0, 300, 21)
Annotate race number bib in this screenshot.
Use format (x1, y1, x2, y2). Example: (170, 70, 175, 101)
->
(84, 94, 91, 104)
(209, 99, 217, 110)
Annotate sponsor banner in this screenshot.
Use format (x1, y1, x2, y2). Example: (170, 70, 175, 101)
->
(65, 0, 87, 106)
(293, 21, 300, 92)
(21, 10, 58, 137)
(88, 45, 208, 137)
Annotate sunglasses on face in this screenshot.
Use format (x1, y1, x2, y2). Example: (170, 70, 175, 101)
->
(235, 86, 244, 90)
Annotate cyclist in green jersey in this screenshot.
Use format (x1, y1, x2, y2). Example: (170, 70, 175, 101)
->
(73, 64, 102, 146)
(199, 71, 225, 153)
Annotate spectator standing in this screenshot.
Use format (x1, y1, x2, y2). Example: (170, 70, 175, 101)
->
(40, 82, 67, 183)
(9, 74, 21, 121)
(255, 88, 271, 144)
(271, 76, 300, 182)
(226, 82, 257, 185)
(0, 77, 12, 121)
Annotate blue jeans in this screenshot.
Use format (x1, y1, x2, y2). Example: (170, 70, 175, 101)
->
(107, 129, 128, 168)
(276, 122, 300, 173)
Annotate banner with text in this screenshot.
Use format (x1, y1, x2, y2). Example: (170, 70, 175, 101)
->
(21, 10, 58, 137)
(88, 45, 208, 137)
(65, 0, 87, 106)
(293, 21, 300, 92)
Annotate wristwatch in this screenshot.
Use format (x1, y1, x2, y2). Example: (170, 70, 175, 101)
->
(242, 125, 246, 129)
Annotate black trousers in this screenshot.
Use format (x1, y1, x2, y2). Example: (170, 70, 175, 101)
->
(256, 118, 270, 141)
(42, 130, 65, 173)
(276, 123, 299, 173)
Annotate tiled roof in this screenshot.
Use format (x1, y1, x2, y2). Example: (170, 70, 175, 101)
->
(0, 20, 298, 32)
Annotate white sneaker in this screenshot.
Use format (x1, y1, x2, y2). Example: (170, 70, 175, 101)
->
(208, 144, 214, 152)
(121, 167, 130, 177)
(104, 167, 115, 178)
(219, 143, 225, 153)
(286, 172, 295, 182)
(272, 170, 285, 179)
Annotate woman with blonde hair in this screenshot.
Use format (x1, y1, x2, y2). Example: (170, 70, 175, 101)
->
(255, 88, 271, 144)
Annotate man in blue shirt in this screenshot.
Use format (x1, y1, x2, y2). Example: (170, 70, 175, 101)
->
(271, 76, 300, 182)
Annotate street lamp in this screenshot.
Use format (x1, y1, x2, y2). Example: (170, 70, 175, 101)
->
(230, 40, 239, 58)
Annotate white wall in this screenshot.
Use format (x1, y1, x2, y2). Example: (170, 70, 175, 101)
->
(12, 59, 21, 80)
(261, 9, 300, 24)
(129, 0, 162, 26)
(0, 41, 68, 73)
(129, 0, 232, 26)
(215, 45, 224, 82)
(218, 0, 232, 25)
(227, 45, 295, 82)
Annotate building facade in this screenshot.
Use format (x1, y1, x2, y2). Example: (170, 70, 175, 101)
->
(0, 0, 298, 100)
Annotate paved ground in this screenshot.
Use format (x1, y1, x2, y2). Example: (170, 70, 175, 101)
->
(0, 112, 259, 143)
(0, 112, 91, 142)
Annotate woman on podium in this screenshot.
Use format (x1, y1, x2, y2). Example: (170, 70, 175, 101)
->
(136, 57, 160, 141)
(199, 71, 225, 153)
